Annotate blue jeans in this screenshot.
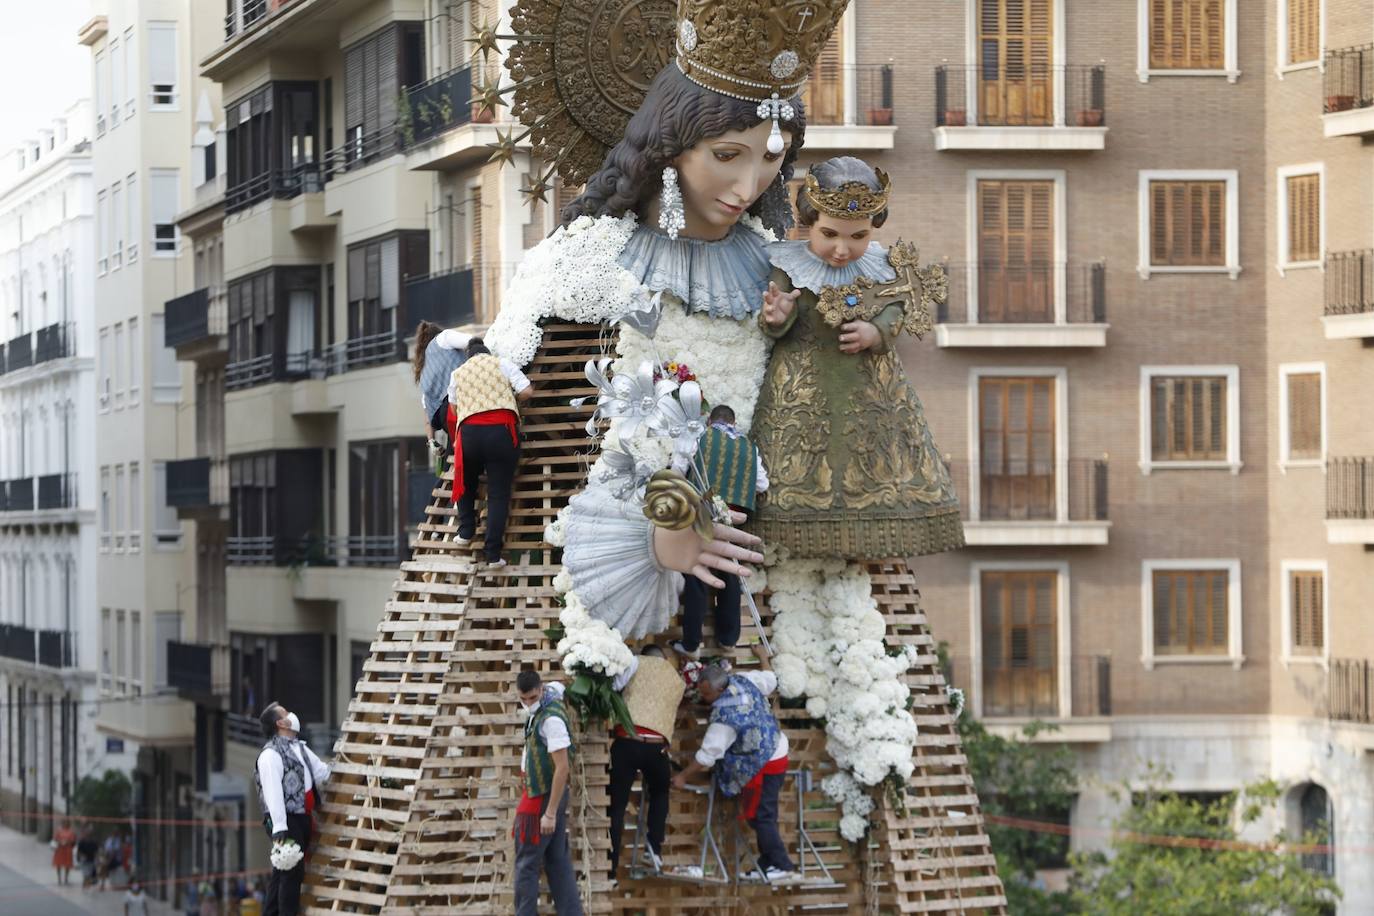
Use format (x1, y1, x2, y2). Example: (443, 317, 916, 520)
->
(748, 771, 794, 872)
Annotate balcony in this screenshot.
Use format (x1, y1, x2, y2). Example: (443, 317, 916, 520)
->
(223, 0, 269, 40)
(226, 711, 260, 745)
(1322, 45, 1374, 138)
(227, 535, 334, 567)
(934, 64, 1107, 151)
(406, 267, 476, 329)
(949, 457, 1110, 546)
(0, 477, 34, 513)
(948, 654, 1112, 742)
(226, 163, 326, 215)
(323, 126, 401, 182)
(330, 330, 404, 374)
(798, 64, 898, 150)
(165, 287, 229, 361)
(1330, 659, 1372, 725)
(400, 65, 475, 147)
(36, 473, 76, 510)
(166, 458, 229, 521)
(3, 331, 32, 373)
(1326, 456, 1374, 544)
(0, 625, 74, 669)
(167, 641, 231, 698)
(1321, 250, 1374, 339)
(936, 261, 1108, 348)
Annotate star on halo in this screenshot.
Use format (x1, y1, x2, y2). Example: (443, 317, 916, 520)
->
(466, 23, 500, 60)
(486, 128, 519, 168)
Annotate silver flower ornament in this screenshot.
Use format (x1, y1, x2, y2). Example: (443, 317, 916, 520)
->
(572, 358, 676, 439)
(651, 379, 707, 471)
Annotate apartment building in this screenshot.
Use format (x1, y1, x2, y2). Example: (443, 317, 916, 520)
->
(174, 0, 1373, 907)
(78, 0, 223, 890)
(0, 101, 101, 837)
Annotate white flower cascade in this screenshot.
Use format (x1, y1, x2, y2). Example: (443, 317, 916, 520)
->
(769, 559, 920, 842)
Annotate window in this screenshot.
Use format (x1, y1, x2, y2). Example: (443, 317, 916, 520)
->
(802, 10, 846, 125)
(124, 27, 136, 116)
(128, 462, 141, 552)
(147, 22, 178, 107)
(1280, 364, 1324, 467)
(129, 611, 142, 693)
(101, 608, 111, 690)
(113, 322, 125, 405)
(343, 24, 425, 165)
(98, 328, 112, 406)
(152, 462, 183, 548)
(974, 0, 1055, 126)
(110, 39, 123, 127)
(114, 465, 126, 550)
(115, 610, 126, 687)
(150, 169, 179, 254)
(99, 467, 111, 550)
(95, 50, 107, 135)
(126, 173, 138, 262)
(349, 440, 402, 564)
(976, 375, 1057, 520)
(1140, 0, 1237, 79)
(96, 190, 108, 273)
(1282, 563, 1326, 661)
(111, 181, 123, 268)
(975, 177, 1059, 322)
(151, 315, 181, 403)
(204, 141, 217, 183)
(346, 232, 429, 367)
(1297, 784, 1333, 876)
(1282, 0, 1321, 67)
(128, 316, 140, 405)
(1141, 560, 1243, 668)
(1141, 367, 1240, 471)
(1138, 171, 1239, 277)
(1279, 165, 1323, 269)
(978, 568, 1060, 717)
(154, 611, 181, 689)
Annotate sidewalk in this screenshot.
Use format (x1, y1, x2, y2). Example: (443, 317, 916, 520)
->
(0, 824, 177, 916)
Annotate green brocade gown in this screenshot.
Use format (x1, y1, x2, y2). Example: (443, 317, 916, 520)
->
(749, 265, 965, 560)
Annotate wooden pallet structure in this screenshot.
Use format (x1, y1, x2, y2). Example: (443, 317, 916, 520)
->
(303, 323, 1008, 914)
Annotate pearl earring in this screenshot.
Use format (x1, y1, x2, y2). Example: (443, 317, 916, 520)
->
(658, 166, 685, 240)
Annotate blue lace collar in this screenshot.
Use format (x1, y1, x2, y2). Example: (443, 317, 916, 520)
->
(766, 240, 896, 292)
(617, 224, 771, 320)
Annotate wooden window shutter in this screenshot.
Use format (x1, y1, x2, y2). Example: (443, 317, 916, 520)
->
(1149, 180, 1226, 267)
(1290, 570, 1323, 652)
(802, 18, 844, 126)
(1286, 173, 1320, 263)
(977, 179, 1055, 322)
(1154, 570, 1228, 655)
(377, 26, 400, 139)
(785, 177, 809, 241)
(1150, 376, 1227, 461)
(980, 570, 1058, 716)
(344, 43, 364, 134)
(978, 376, 1055, 520)
(1288, 0, 1319, 64)
(1286, 372, 1321, 460)
(1150, 0, 1225, 70)
(977, 0, 1054, 126)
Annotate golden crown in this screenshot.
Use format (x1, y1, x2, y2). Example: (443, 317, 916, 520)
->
(675, 0, 850, 104)
(804, 169, 891, 219)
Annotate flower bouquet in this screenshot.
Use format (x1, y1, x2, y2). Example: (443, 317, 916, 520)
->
(270, 837, 304, 871)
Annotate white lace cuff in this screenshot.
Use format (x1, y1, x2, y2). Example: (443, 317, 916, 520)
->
(563, 484, 683, 639)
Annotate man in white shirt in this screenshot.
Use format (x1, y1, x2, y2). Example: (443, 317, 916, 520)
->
(672, 655, 796, 882)
(254, 703, 330, 916)
(512, 670, 582, 915)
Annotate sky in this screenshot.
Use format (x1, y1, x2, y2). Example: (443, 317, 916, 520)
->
(0, 1, 94, 154)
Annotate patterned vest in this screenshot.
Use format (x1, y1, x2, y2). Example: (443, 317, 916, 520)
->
(524, 695, 573, 797)
(709, 676, 780, 797)
(694, 427, 759, 511)
(255, 736, 306, 817)
(420, 339, 465, 413)
(451, 354, 518, 425)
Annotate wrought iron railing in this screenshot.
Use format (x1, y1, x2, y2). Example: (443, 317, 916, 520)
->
(224, 0, 269, 40)
(341, 534, 402, 566)
(165, 287, 229, 347)
(945, 456, 1109, 523)
(323, 125, 400, 179)
(1327, 457, 1374, 519)
(1324, 250, 1374, 316)
(938, 261, 1106, 325)
(36, 473, 75, 510)
(1, 477, 35, 513)
(0, 625, 73, 668)
(1323, 44, 1373, 113)
(399, 65, 475, 148)
(935, 64, 1106, 127)
(405, 267, 476, 329)
(226, 712, 260, 745)
(4, 331, 33, 372)
(335, 330, 402, 372)
(225, 163, 325, 214)
(225, 353, 275, 390)
(168, 641, 232, 696)
(227, 534, 335, 566)
(801, 64, 895, 127)
(34, 323, 72, 363)
(944, 654, 1111, 719)
(167, 458, 230, 510)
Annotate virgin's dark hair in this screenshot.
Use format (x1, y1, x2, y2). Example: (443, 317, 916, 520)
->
(561, 65, 806, 236)
(795, 156, 889, 229)
(412, 321, 443, 383)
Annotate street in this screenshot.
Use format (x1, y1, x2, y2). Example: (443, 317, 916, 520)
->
(0, 825, 174, 916)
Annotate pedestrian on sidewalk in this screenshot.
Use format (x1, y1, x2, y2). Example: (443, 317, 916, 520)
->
(124, 877, 150, 916)
(77, 825, 99, 889)
(52, 818, 77, 885)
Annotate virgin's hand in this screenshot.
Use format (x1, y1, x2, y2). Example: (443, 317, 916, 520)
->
(762, 281, 802, 327)
(839, 320, 881, 354)
(652, 513, 763, 589)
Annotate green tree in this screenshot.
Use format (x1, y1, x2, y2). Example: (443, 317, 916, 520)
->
(1070, 774, 1340, 915)
(70, 768, 132, 825)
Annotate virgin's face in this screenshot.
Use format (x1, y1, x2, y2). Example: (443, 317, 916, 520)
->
(673, 121, 791, 240)
(808, 212, 875, 267)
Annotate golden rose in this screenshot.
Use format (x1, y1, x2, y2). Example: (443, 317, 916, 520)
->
(643, 470, 700, 531)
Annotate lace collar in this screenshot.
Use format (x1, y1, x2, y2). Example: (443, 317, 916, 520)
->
(617, 224, 771, 320)
(767, 240, 896, 292)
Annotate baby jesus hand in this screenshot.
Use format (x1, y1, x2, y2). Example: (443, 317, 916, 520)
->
(838, 320, 881, 354)
(762, 281, 802, 327)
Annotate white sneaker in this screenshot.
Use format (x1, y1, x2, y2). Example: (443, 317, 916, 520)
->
(739, 867, 766, 882)
(486, 558, 508, 568)
(765, 866, 798, 883)
(641, 846, 663, 871)
(670, 640, 701, 660)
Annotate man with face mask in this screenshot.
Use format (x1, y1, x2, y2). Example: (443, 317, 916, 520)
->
(254, 702, 330, 916)
(512, 670, 582, 916)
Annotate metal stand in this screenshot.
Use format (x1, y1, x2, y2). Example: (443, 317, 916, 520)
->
(629, 778, 730, 885)
(791, 768, 836, 885)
